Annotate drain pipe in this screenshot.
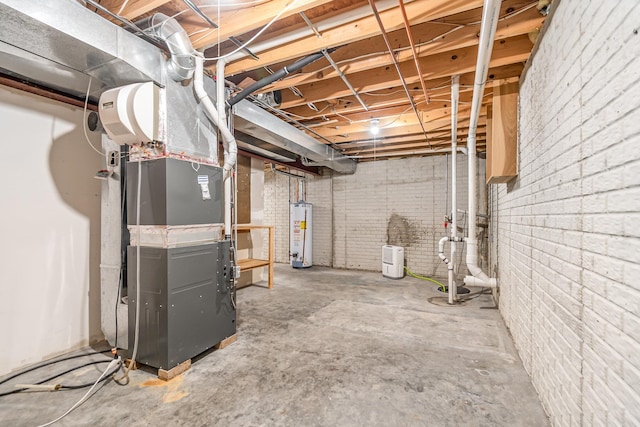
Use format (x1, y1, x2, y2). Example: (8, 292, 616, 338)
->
(436, 75, 463, 304)
(216, 58, 237, 237)
(194, 55, 237, 235)
(464, 0, 499, 289)
(449, 75, 460, 304)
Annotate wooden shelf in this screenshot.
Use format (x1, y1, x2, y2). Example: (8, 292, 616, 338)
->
(237, 258, 270, 270)
(233, 224, 275, 289)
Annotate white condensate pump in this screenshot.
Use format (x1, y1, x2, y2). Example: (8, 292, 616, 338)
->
(382, 245, 404, 279)
(290, 202, 312, 268)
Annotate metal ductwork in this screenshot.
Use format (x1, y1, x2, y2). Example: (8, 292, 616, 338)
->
(0, 0, 164, 99)
(136, 13, 196, 82)
(234, 100, 357, 174)
(0, 0, 357, 174)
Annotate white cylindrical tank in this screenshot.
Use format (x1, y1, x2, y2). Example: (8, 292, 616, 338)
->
(290, 202, 312, 268)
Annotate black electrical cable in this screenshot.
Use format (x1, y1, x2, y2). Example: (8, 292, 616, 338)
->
(457, 211, 467, 273)
(59, 361, 122, 390)
(227, 48, 339, 107)
(115, 168, 127, 350)
(0, 358, 120, 397)
(457, 287, 492, 301)
(115, 145, 129, 351)
(0, 351, 113, 388)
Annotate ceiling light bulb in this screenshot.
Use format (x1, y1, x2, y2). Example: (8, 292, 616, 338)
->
(370, 119, 380, 135)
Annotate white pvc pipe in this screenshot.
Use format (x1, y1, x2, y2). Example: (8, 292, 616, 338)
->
(217, 59, 236, 237)
(449, 74, 460, 304)
(194, 55, 237, 235)
(215, 59, 238, 176)
(465, 0, 499, 289)
(438, 236, 450, 265)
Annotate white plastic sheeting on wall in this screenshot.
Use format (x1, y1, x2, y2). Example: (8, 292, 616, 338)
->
(0, 86, 102, 375)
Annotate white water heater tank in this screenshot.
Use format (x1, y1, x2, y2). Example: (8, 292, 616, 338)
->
(382, 245, 404, 279)
(290, 202, 312, 268)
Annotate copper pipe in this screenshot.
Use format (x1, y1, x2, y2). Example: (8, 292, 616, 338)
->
(322, 50, 369, 111)
(367, 0, 432, 149)
(398, 0, 430, 107)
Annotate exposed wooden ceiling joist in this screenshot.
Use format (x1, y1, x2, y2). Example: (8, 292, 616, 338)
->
(86, 0, 544, 162)
(334, 132, 486, 155)
(223, 0, 485, 75)
(192, 0, 337, 49)
(276, 35, 532, 109)
(98, 0, 172, 20)
(310, 106, 455, 138)
(334, 127, 478, 149)
(319, 115, 487, 145)
(257, 6, 542, 94)
(276, 63, 523, 121)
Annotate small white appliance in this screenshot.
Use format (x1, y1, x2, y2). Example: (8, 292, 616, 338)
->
(382, 245, 404, 279)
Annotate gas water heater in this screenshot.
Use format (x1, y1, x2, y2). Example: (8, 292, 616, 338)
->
(290, 202, 312, 268)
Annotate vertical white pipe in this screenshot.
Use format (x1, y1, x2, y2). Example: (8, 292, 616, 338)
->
(216, 59, 236, 237)
(298, 179, 304, 202)
(465, 0, 499, 288)
(193, 56, 237, 237)
(449, 75, 460, 304)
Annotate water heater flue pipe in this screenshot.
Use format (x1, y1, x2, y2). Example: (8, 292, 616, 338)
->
(464, 0, 500, 289)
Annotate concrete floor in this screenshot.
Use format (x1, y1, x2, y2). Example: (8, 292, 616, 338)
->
(0, 264, 548, 426)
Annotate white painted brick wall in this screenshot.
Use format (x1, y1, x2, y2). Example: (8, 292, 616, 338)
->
(489, 1, 640, 425)
(264, 155, 487, 281)
(263, 169, 296, 263)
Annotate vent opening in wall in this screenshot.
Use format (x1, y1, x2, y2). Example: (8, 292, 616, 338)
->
(382, 245, 404, 279)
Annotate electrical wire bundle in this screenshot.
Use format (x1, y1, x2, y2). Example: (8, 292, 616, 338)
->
(0, 351, 122, 426)
(0, 350, 120, 397)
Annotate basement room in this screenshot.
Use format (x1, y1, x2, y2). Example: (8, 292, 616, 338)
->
(0, 0, 638, 425)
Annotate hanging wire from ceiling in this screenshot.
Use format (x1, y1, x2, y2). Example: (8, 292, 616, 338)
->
(199, 0, 303, 61)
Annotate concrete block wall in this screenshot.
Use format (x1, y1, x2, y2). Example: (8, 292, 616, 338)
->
(265, 155, 487, 279)
(488, 0, 640, 425)
(263, 169, 294, 263)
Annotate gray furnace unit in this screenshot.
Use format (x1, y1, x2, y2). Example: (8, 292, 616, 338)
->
(126, 157, 235, 370)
